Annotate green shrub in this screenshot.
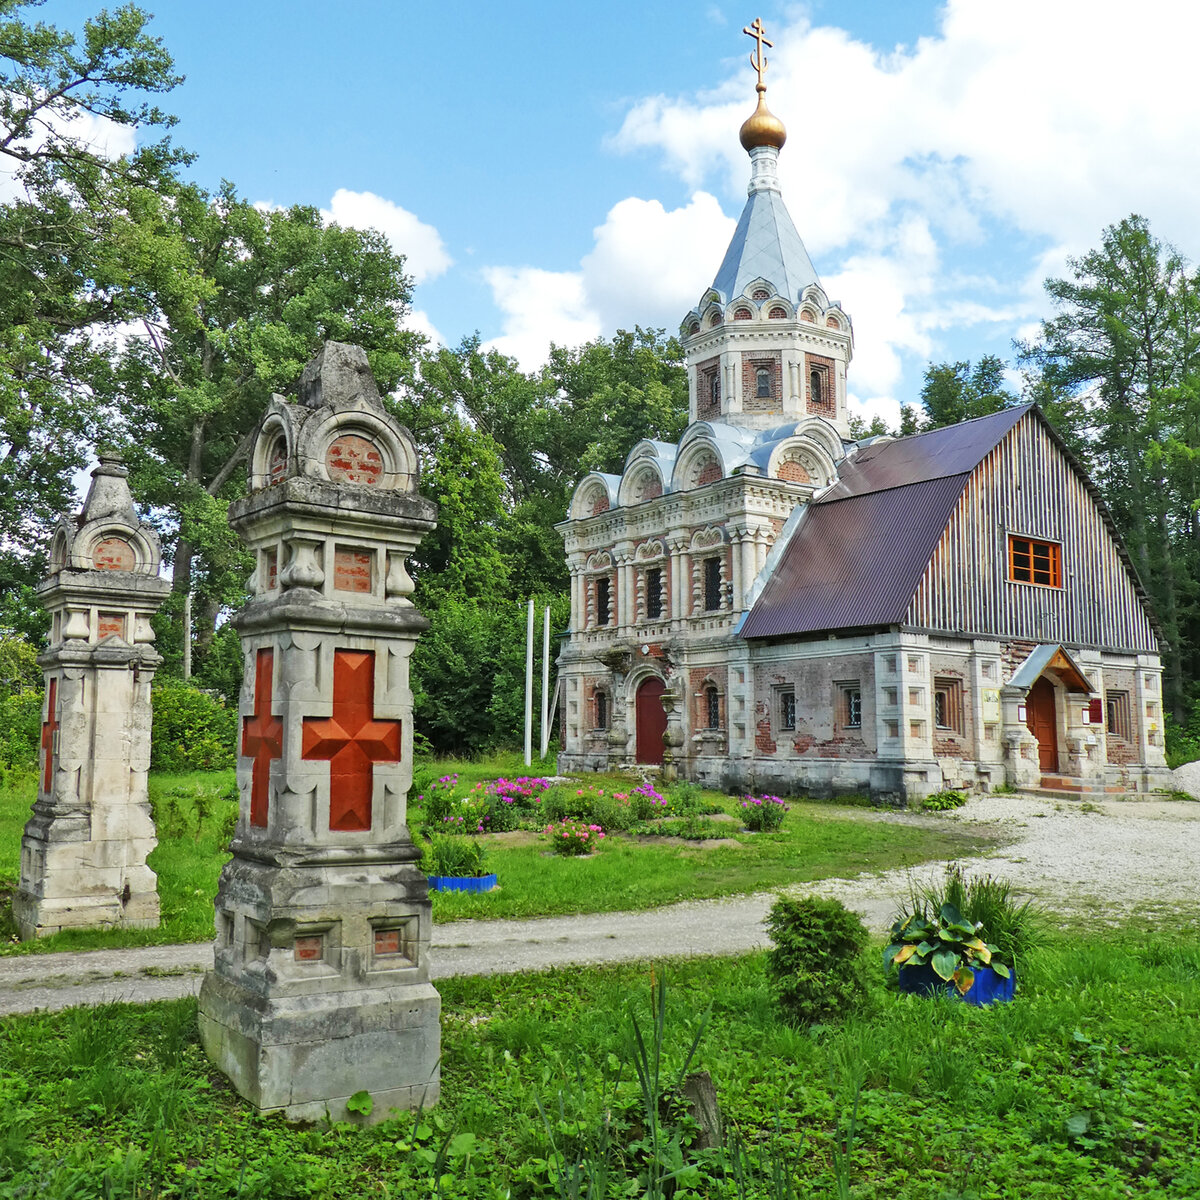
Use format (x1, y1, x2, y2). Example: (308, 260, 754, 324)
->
(589, 793, 637, 832)
(0, 688, 42, 774)
(921, 789, 967, 812)
(765, 895, 870, 1025)
(150, 681, 237, 771)
(666, 781, 716, 815)
(422, 834, 487, 878)
(658, 814, 722, 840)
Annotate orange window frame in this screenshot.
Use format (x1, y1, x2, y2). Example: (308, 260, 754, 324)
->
(1008, 535, 1062, 588)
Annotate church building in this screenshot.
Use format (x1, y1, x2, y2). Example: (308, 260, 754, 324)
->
(555, 23, 1169, 802)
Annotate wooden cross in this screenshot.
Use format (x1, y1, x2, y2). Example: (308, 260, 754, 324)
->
(302, 649, 401, 832)
(41, 678, 59, 793)
(242, 648, 283, 828)
(743, 17, 773, 89)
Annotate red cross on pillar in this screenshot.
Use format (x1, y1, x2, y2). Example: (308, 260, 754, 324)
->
(302, 649, 400, 832)
(41, 678, 59, 793)
(242, 648, 283, 828)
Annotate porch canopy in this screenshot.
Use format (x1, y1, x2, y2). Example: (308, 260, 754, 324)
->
(1008, 644, 1095, 694)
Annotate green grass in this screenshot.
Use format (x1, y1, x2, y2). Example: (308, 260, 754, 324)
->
(0, 757, 995, 950)
(0, 771, 235, 955)
(1, 929, 1197, 1197)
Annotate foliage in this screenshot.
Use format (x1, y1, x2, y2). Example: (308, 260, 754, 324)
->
(765, 895, 870, 1025)
(914, 863, 1045, 966)
(921, 788, 968, 812)
(740, 793, 789, 831)
(149, 681, 236, 772)
(884, 900, 1008, 996)
(917, 355, 1018, 429)
(0, 687, 40, 775)
(3, 938, 1200, 1196)
(0, 1, 186, 571)
(1020, 214, 1200, 721)
(656, 814, 724, 841)
(1166, 698, 1200, 767)
(422, 834, 487, 879)
(544, 818, 606, 856)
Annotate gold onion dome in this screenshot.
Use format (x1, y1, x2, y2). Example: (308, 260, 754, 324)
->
(739, 87, 787, 151)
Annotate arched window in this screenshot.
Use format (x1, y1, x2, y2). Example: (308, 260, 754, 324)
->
(687, 322, 700, 336)
(595, 691, 608, 730)
(810, 369, 822, 407)
(705, 686, 720, 730)
(710, 373, 720, 406)
(756, 367, 771, 399)
(733, 307, 752, 321)
(596, 576, 611, 626)
(768, 306, 787, 319)
(645, 567, 664, 620)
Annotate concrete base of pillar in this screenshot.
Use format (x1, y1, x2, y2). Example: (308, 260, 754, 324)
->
(199, 851, 440, 1124)
(198, 972, 440, 1123)
(14, 808, 160, 938)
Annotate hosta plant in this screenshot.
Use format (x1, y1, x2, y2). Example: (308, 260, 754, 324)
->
(884, 902, 1011, 996)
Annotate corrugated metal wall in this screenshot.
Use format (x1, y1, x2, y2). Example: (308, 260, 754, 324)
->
(906, 416, 1159, 653)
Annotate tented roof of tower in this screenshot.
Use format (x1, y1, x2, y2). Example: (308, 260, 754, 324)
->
(710, 188, 820, 304)
(739, 407, 1032, 638)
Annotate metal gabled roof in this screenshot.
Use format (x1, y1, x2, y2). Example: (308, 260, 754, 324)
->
(710, 187, 820, 305)
(825, 406, 1030, 501)
(739, 474, 970, 638)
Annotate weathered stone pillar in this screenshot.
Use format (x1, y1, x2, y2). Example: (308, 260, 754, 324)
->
(14, 453, 170, 939)
(197, 342, 440, 1123)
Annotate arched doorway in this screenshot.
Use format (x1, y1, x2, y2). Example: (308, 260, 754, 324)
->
(1025, 677, 1059, 772)
(635, 677, 667, 765)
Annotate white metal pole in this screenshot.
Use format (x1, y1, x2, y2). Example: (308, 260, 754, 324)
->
(524, 598, 534, 767)
(539, 605, 551, 759)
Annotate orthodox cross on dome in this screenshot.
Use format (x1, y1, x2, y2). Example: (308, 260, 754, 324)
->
(302, 650, 401, 832)
(743, 17, 773, 90)
(41, 678, 59, 792)
(242, 649, 283, 827)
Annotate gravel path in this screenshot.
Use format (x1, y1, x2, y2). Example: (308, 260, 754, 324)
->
(2, 792, 1196, 1017)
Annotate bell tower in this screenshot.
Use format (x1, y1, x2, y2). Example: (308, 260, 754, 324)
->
(681, 18, 853, 436)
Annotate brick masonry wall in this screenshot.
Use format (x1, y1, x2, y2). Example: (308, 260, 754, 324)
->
(697, 356, 721, 420)
(805, 353, 836, 417)
(741, 351, 783, 412)
(752, 654, 876, 759)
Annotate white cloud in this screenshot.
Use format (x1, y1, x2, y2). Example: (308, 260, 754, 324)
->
(602, 0, 1200, 401)
(482, 192, 735, 369)
(321, 188, 451, 284)
(481, 266, 597, 368)
(401, 308, 447, 349)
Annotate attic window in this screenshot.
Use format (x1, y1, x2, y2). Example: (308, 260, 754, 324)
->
(752, 289, 770, 301)
(1009, 536, 1062, 588)
(769, 306, 787, 319)
(734, 307, 752, 321)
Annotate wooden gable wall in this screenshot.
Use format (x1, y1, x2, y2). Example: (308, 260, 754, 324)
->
(905, 413, 1159, 653)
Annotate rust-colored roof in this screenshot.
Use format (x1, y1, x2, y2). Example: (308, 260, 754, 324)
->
(741, 406, 1033, 639)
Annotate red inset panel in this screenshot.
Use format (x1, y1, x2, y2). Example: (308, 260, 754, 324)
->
(294, 935, 323, 961)
(374, 928, 401, 956)
(326, 435, 383, 486)
(41, 678, 59, 792)
(93, 537, 135, 570)
(302, 650, 401, 832)
(242, 649, 283, 828)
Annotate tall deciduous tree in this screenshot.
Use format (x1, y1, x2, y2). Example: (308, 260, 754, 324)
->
(111, 183, 423, 675)
(918, 355, 1016, 429)
(0, 1, 184, 587)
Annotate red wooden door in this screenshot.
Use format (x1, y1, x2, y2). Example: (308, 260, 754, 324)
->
(635, 677, 667, 765)
(1025, 677, 1059, 772)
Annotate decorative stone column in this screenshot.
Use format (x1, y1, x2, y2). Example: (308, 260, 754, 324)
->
(14, 453, 169, 939)
(1000, 685, 1041, 789)
(197, 342, 440, 1123)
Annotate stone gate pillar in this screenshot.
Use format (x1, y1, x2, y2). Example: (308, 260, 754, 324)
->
(197, 342, 440, 1123)
(14, 452, 170, 939)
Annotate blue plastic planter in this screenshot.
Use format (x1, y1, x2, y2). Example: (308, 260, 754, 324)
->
(427, 873, 497, 893)
(897, 962, 1016, 1006)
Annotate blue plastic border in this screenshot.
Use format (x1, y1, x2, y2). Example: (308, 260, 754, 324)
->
(427, 873, 498, 893)
(897, 962, 1016, 1006)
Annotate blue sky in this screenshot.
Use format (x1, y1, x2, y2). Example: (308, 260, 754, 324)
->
(58, 1, 1200, 425)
